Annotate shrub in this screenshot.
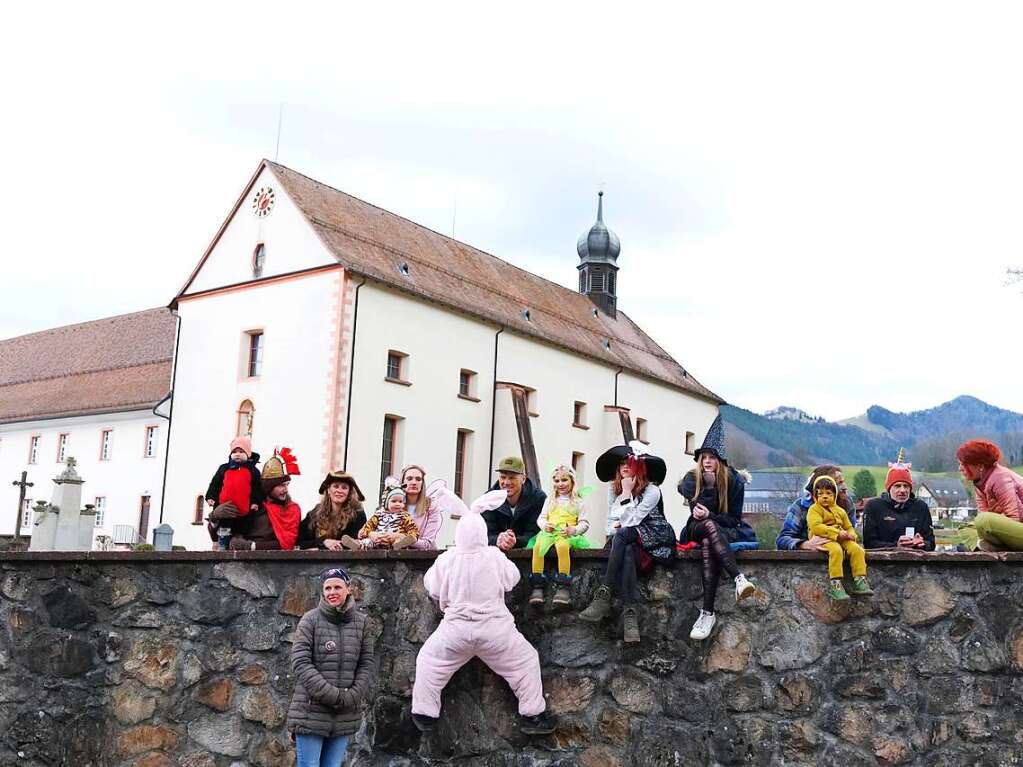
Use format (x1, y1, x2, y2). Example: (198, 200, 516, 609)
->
(753, 517, 782, 550)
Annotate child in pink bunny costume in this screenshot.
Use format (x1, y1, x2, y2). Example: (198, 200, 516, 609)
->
(410, 486, 556, 735)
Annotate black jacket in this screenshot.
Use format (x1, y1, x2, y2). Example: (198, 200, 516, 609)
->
(485, 478, 547, 548)
(205, 453, 264, 508)
(863, 493, 935, 551)
(297, 503, 367, 549)
(678, 467, 755, 544)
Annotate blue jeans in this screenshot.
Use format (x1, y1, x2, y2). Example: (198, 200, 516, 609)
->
(295, 734, 349, 767)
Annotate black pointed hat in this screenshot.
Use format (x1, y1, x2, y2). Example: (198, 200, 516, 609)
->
(595, 441, 667, 485)
(694, 414, 728, 465)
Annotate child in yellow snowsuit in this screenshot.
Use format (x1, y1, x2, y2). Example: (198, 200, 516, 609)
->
(807, 475, 873, 601)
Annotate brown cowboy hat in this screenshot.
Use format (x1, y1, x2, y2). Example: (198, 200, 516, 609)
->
(318, 470, 365, 501)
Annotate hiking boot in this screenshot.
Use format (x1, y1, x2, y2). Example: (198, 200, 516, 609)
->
(390, 534, 416, 550)
(622, 606, 641, 644)
(551, 574, 573, 608)
(578, 585, 612, 623)
(689, 609, 717, 640)
(520, 711, 556, 735)
(528, 573, 547, 606)
(341, 535, 364, 551)
(734, 573, 755, 602)
(411, 713, 437, 732)
(827, 579, 850, 601)
(849, 576, 874, 596)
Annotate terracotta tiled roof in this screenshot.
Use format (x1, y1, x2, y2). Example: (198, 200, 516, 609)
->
(0, 309, 176, 423)
(260, 161, 722, 402)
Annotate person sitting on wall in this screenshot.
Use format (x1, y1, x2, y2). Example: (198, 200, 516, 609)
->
(297, 471, 368, 551)
(957, 439, 1023, 551)
(776, 465, 854, 551)
(229, 447, 303, 551)
(484, 456, 547, 552)
(410, 488, 556, 736)
(205, 436, 264, 549)
(401, 464, 444, 549)
(862, 453, 935, 551)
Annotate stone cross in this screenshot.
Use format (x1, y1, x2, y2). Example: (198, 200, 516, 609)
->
(12, 471, 34, 540)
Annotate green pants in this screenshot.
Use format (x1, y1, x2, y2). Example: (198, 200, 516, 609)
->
(974, 512, 1023, 551)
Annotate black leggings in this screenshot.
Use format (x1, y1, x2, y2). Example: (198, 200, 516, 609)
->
(604, 526, 640, 604)
(688, 519, 740, 613)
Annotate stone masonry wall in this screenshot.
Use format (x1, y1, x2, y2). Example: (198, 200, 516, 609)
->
(3, 549, 1023, 767)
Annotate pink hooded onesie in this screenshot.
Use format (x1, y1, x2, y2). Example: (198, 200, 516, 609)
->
(411, 488, 546, 718)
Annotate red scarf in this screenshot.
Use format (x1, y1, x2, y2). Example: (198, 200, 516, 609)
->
(264, 497, 300, 550)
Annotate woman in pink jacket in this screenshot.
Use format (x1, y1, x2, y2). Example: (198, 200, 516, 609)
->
(957, 439, 1023, 550)
(410, 488, 555, 736)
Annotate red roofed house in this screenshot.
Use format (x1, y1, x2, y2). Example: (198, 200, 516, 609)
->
(0, 308, 176, 545)
(163, 160, 722, 549)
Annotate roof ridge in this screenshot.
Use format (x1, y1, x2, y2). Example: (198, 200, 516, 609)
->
(0, 358, 173, 388)
(306, 215, 682, 365)
(0, 307, 171, 345)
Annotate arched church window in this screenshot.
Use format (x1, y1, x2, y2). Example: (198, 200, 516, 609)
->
(236, 400, 255, 438)
(252, 243, 266, 279)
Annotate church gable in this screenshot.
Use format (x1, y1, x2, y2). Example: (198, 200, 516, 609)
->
(180, 163, 336, 296)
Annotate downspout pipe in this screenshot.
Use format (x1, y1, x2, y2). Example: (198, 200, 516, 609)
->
(157, 311, 182, 525)
(613, 367, 623, 408)
(487, 327, 504, 482)
(342, 278, 368, 470)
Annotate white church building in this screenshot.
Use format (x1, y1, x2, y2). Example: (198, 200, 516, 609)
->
(0, 309, 175, 546)
(1, 159, 724, 550)
(162, 160, 723, 549)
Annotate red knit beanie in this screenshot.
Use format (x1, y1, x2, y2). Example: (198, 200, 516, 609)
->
(955, 439, 1001, 467)
(885, 463, 913, 491)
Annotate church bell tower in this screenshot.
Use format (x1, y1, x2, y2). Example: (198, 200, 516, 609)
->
(576, 191, 621, 318)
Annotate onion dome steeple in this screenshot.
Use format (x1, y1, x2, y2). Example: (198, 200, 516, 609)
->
(576, 191, 621, 317)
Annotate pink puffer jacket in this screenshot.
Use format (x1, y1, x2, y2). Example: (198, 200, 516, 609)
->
(975, 464, 1023, 521)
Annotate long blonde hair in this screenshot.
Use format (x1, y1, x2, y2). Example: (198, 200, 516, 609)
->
(400, 464, 431, 518)
(550, 464, 583, 504)
(691, 457, 730, 517)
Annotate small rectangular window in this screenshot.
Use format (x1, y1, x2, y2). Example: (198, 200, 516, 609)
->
(21, 499, 32, 528)
(380, 416, 399, 493)
(385, 351, 408, 383)
(685, 431, 696, 456)
(56, 434, 68, 463)
(247, 332, 264, 377)
(526, 388, 539, 417)
(572, 451, 585, 486)
(573, 401, 588, 428)
(144, 426, 159, 458)
(636, 418, 648, 443)
(94, 497, 106, 527)
(100, 430, 113, 461)
(458, 369, 479, 400)
(455, 429, 471, 498)
(28, 436, 40, 465)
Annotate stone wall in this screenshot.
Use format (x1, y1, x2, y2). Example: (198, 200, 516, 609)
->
(2, 549, 1023, 767)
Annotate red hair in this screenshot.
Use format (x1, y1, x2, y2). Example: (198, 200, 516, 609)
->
(613, 456, 649, 497)
(956, 439, 1002, 467)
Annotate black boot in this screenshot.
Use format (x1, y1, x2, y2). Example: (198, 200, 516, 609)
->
(412, 713, 438, 732)
(528, 573, 547, 606)
(552, 573, 573, 608)
(520, 711, 557, 735)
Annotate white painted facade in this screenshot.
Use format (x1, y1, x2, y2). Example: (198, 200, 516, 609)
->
(163, 162, 721, 548)
(0, 409, 168, 545)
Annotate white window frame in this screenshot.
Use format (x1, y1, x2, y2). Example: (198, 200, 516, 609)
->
(100, 430, 113, 461)
(94, 496, 106, 527)
(144, 425, 159, 458)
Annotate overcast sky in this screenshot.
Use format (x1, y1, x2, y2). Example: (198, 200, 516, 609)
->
(3, 2, 1021, 420)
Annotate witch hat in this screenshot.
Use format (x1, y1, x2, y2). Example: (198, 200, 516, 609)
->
(694, 414, 728, 465)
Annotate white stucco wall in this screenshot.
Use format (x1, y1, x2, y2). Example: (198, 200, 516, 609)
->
(163, 269, 343, 549)
(187, 165, 335, 295)
(0, 410, 168, 543)
(341, 282, 722, 546)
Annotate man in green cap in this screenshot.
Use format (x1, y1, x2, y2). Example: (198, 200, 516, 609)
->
(485, 456, 547, 552)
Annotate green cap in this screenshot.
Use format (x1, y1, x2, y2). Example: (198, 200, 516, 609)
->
(495, 456, 525, 474)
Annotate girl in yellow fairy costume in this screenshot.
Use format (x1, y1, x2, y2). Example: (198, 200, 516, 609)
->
(529, 465, 591, 609)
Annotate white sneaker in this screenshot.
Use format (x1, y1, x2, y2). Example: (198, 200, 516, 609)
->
(689, 609, 716, 640)
(735, 573, 755, 602)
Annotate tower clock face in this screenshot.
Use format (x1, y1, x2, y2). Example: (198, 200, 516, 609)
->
(252, 187, 276, 218)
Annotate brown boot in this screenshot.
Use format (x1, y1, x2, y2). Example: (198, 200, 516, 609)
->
(391, 534, 416, 550)
(551, 574, 573, 608)
(622, 606, 640, 644)
(528, 573, 547, 606)
(579, 585, 612, 623)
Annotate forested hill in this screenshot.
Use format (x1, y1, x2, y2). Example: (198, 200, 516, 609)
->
(722, 396, 1023, 470)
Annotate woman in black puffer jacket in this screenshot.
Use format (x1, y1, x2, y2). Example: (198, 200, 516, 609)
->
(287, 567, 375, 767)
